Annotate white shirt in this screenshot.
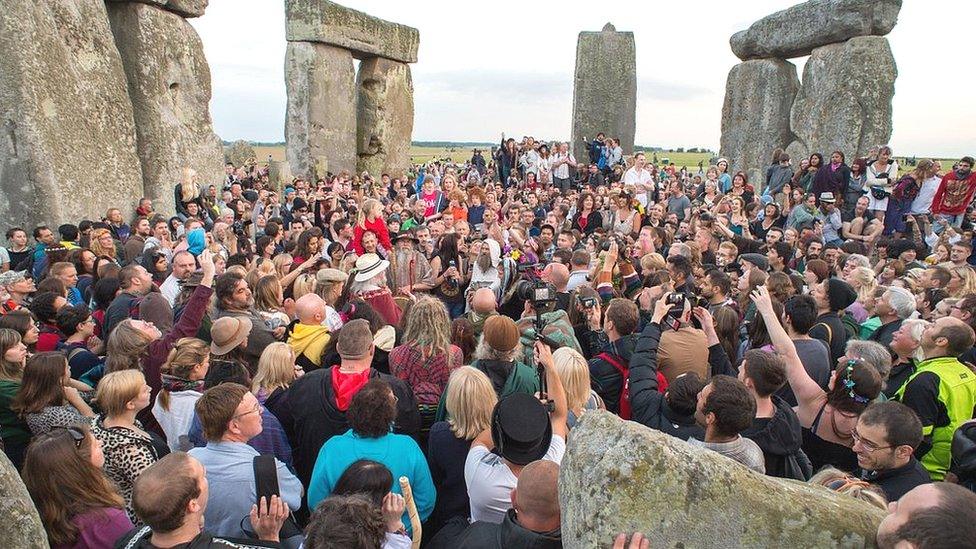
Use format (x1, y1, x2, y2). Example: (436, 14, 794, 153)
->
(160, 274, 181, 307)
(551, 152, 576, 179)
(623, 166, 653, 186)
(911, 175, 942, 214)
(152, 390, 202, 451)
(566, 269, 589, 292)
(520, 150, 540, 175)
(465, 435, 565, 524)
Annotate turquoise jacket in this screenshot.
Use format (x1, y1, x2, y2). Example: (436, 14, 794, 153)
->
(307, 429, 436, 532)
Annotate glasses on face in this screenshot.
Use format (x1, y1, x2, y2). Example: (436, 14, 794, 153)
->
(234, 403, 263, 419)
(850, 429, 894, 452)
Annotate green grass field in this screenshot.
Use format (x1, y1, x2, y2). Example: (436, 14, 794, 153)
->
(245, 143, 954, 177)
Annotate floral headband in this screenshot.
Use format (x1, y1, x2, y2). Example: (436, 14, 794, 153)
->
(844, 360, 871, 405)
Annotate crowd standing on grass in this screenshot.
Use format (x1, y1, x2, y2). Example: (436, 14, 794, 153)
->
(2, 134, 976, 548)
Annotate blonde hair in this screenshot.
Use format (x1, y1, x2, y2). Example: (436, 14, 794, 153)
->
(180, 167, 200, 203)
(105, 320, 155, 372)
(252, 342, 297, 394)
(401, 296, 452, 360)
(809, 467, 888, 510)
(950, 265, 976, 298)
(273, 253, 294, 278)
(96, 369, 146, 417)
(553, 347, 590, 414)
(292, 273, 317, 300)
(253, 275, 283, 312)
(849, 266, 878, 302)
(640, 253, 665, 273)
(445, 366, 497, 440)
(159, 338, 209, 411)
(89, 228, 116, 259)
(357, 198, 382, 228)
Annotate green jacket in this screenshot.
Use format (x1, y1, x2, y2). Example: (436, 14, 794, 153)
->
(435, 360, 540, 422)
(894, 356, 976, 480)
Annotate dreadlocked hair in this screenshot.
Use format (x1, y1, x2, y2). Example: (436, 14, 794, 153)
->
(402, 295, 453, 361)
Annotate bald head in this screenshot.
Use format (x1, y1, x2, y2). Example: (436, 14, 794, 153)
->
(543, 263, 569, 292)
(295, 293, 326, 325)
(471, 288, 497, 315)
(513, 460, 560, 529)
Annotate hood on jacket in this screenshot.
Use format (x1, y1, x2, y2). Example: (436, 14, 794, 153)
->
(517, 310, 582, 360)
(289, 323, 331, 361)
(742, 395, 803, 456)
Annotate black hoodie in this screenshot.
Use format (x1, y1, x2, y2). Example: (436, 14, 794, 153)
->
(588, 333, 636, 415)
(742, 395, 808, 480)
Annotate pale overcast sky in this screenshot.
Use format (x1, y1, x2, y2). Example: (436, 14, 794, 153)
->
(191, 0, 976, 158)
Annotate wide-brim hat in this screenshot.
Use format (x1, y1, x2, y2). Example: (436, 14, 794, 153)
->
(491, 392, 553, 465)
(393, 230, 419, 244)
(354, 253, 390, 282)
(819, 192, 836, 203)
(211, 316, 253, 355)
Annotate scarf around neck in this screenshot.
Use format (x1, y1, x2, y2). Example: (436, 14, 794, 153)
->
(161, 373, 205, 394)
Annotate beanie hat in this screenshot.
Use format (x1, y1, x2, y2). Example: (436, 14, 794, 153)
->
(886, 239, 915, 260)
(482, 315, 520, 352)
(336, 319, 374, 360)
(826, 278, 858, 311)
(186, 227, 206, 256)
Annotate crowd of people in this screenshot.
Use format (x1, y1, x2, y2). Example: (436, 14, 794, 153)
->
(2, 133, 976, 548)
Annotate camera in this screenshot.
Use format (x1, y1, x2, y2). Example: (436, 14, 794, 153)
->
(579, 296, 596, 309)
(516, 279, 556, 306)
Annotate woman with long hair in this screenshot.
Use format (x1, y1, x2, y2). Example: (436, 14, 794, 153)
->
(810, 151, 851, 204)
(713, 306, 742, 366)
(13, 352, 95, 436)
(750, 203, 783, 241)
(430, 233, 468, 318)
(844, 266, 878, 324)
(946, 264, 976, 298)
(252, 341, 302, 403)
(152, 337, 209, 451)
(89, 228, 118, 263)
(92, 369, 169, 522)
(610, 191, 642, 239)
(291, 227, 324, 268)
(427, 367, 498, 535)
(865, 145, 899, 221)
(553, 346, 605, 428)
(68, 248, 98, 301)
(450, 318, 477, 365)
(0, 329, 30, 467)
(389, 296, 463, 437)
(0, 309, 40, 350)
(754, 286, 882, 472)
(253, 275, 290, 331)
(22, 425, 132, 547)
(799, 153, 823, 192)
(885, 159, 934, 235)
(174, 166, 202, 219)
(844, 158, 869, 215)
(737, 267, 768, 324)
(571, 191, 602, 236)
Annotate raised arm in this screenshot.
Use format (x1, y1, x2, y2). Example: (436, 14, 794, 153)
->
(751, 286, 825, 405)
(627, 297, 671, 425)
(535, 341, 569, 440)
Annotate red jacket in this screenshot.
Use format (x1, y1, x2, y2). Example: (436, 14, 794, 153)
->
(931, 171, 976, 216)
(351, 217, 392, 256)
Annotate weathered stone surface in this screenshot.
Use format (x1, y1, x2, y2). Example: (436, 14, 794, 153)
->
(285, 42, 357, 180)
(720, 59, 799, 186)
(731, 0, 902, 60)
(788, 36, 896, 163)
(268, 160, 293, 191)
(571, 23, 636, 164)
(560, 411, 885, 548)
(357, 58, 414, 178)
(0, 0, 144, 232)
(285, 0, 419, 63)
(0, 451, 47, 548)
(106, 0, 209, 18)
(108, 2, 224, 218)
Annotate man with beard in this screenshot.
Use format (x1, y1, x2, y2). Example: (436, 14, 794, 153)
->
(213, 271, 280, 366)
(931, 156, 976, 227)
(819, 192, 843, 247)
(391, 229, 435, 296)
(853, 402, 930, 501)
(794, 236, 823, 273)
(716, 222, 784, 256)
(701, 269, 736, 314)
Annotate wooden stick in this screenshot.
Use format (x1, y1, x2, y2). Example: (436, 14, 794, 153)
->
(399, 476, 422, 549)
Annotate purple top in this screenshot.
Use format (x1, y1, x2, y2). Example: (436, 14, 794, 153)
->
(51, 507, 133, 549)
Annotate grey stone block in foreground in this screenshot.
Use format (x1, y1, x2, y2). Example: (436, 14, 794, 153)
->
(0, 451, 46, 548)
(571, 23, 636, 165)
(560, 411, 885, 548)
(731, 0, 902, 60)
(787, 36, 896, 164)
(0, 0, 144, 232)
(720, 59, 799, 187)
(285, 0, 419, 63)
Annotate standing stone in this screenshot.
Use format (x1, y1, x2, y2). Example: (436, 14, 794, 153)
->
(106, 0, 209, 18)
(720, 59, 799, 187)
(560, 412, 886, 548)
(731, 0, 902, 60)
(571, 23, 636, 164)
(285, 0, 419, 63)
(0, 451, 47, 548)
(268, 160, 293, 192)
(357, 58, 414, 178)
(285, 42, 357, 180)
(787, 35, 896, 163)
(0, 0, 144, 232)
(107, 2, 225, 218)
